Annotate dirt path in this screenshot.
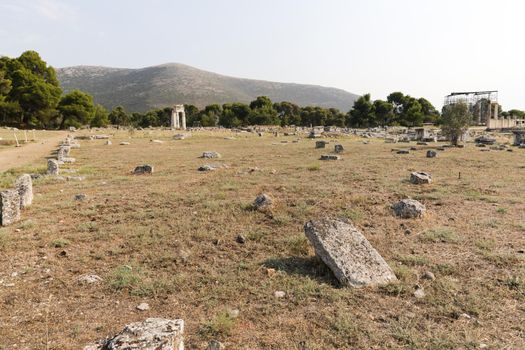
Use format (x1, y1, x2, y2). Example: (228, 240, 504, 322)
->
(0, 132, 69, 173)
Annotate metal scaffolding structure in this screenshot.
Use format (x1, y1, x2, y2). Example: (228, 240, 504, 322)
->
(444, 91, 498, 125)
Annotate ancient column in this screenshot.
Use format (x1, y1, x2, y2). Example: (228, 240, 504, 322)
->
(0, 189, 21, 226)
(15, 174, 33, 209)
(181, 111, 186, 130)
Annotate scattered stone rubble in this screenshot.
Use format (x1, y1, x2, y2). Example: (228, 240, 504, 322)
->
(198, 164, 228, 172)
(84, 318, 184, 350)
(201, 151, 221, 159)
(320, 154, 341, 161)
(304, 219, 397, 287)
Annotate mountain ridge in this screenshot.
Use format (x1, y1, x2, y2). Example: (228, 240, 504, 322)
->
(57, 63, 359, 113)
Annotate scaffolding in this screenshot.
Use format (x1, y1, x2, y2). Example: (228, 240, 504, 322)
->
(444, 91, 498, 125)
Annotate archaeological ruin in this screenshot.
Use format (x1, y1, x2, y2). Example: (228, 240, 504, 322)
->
(170, 104, 187, 130)
(444, 91, 525, 129)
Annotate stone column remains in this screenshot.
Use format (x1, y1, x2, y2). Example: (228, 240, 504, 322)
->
(47, 159, 59, 175)
(15, 174, 33, 209)
(0, 189, 21, 226)
(181, 112, 186, 130)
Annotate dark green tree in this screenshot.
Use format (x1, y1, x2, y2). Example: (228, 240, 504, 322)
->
(6, 51, 62, 127)
(90, 104, 109, 127)
(508, 109, 525, 118)
(184, 104, 200, 127)
(373, 100, 394, 126)
(326, 108, 346, 127)
(418, 97, 439, 123)
(403, 98, 424, 127)
(109, 106, 129, 125)
(57, 90, 95, 128)
(249, 96, 278, 125)
(347, 94, 375, 127)
(274, 101, 301, 126)
(441, 101, 471, 145)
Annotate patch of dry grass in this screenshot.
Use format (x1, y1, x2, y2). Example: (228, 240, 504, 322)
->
(0, 129, 524, 349)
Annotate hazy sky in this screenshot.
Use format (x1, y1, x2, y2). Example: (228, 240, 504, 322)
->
(1, 0, 524, 110)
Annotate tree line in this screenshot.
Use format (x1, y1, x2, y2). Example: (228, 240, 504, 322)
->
(3, 50, 524, 130)
(109, 93, 441, 129)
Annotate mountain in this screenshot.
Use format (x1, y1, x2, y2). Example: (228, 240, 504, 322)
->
(56, 63, 358, 113)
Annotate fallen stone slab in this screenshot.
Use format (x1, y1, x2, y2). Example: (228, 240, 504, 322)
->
(304, 219, 397, 287)
(397, 150, 409, 154)
(133, 165, 154, 175)
(15, 174, 33, 209)
(60, 157, 76, 164)
(410, 172, 432, 184)
(120, 142, 130, 145)
(84, 318, 184, 350)
(198, 163, 224, 172)
(392, 199, 426, 218)
(320, 154, 341, 161)
(1, 189, 21, 226)
(66, 176, 86, 182)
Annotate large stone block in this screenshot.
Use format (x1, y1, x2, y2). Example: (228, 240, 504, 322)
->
(84, 318, 184, 350)
(133, 164, 154, 175)
(392, 199, 425, 218)
(47, 159, 59, 175)
(315, 140, 328, 149)
(15, 174, 33, 209)
(304, 219, 397, 287)
(410, 172, 432, 184)
(1, 189, 21, 226)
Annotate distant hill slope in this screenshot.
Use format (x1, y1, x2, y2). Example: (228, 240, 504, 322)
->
(56, 63, 358, 113)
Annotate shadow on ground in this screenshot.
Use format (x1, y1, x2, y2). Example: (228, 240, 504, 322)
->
(263, 256, 340, 287)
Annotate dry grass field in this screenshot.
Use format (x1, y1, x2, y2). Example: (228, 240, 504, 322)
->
(0, 129, 524, 349)
(0, 129, 60, 150)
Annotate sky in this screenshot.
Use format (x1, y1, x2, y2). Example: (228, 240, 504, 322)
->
(1, 0, 524, 110)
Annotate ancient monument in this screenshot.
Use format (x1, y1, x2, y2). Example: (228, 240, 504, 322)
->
(171, 104, 186, 130)
(444, 91, 525, 129)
